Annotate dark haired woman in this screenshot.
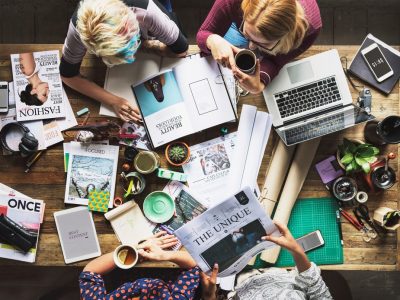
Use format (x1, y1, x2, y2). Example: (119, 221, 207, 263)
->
(19, 53, 49, 106)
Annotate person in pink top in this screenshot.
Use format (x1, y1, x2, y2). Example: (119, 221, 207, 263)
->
(197, 0, 322, 94)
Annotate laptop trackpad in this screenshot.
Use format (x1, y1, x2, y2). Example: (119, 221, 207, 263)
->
(287, 61, 314, 84)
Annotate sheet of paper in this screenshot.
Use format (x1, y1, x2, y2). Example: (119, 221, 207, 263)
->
(101, 52, 162, 117)
(217, 275, 236, 291)
(43, 119, 64, 147)
(55, 88, 78, 132)
(173, 55, 236, 132)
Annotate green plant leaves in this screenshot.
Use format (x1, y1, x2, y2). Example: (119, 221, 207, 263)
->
(341, 153, 353, 164)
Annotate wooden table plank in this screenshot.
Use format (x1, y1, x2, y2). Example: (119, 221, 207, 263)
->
(0, 45, 399, 271)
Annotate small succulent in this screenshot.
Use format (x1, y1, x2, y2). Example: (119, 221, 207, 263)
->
(339, 138, 379, 174)
(168, 145, 187, 163)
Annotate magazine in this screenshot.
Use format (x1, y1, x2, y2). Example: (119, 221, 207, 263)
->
(175, 186, 279, 277)
(182, 133, 237, 207)
(132, 56, 237, 148)
(64, 143, 119, 207)
(10, 50, 66, 121)
(0, 194, 44, 263)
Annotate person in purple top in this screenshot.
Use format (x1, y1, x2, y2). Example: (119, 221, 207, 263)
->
(197, 0, 322, 94)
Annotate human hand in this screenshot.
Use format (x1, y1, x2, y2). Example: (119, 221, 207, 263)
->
(142, 40, 186, 58)
(137, 236, 178, 262)
(233, 59, 265, 94)
(262, 221, 303, 254)
(112, 97, 141, 122)
(200, 263, 218, 300)
(139, 231, 179, 250)
(31, 81, 50, 103)
(207, 34, 240, 70)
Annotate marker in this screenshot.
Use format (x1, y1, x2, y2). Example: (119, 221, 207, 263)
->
(336, 210, 344, 246)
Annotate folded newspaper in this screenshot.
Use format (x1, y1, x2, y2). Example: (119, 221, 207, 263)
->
(175, 186, 280, 277)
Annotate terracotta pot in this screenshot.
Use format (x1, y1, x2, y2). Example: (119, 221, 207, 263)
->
(373, 207, 400, 231)
(165, 142, 190, 167)
(336, 139, 365, 170)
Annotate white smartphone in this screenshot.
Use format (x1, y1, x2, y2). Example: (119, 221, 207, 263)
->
(296, 230, 325, 252)
(361, 43, 394, 83)
(0, 82, 9, 113)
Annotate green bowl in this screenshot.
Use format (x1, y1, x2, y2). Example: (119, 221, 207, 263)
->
(143, 191, 175, 223)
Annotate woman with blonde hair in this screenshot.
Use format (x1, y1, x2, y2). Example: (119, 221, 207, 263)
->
(197, 0, 322, 94)
(61, 0, 188, 121)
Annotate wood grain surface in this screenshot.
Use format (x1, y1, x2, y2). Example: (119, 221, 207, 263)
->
(0, 45, 398, 270)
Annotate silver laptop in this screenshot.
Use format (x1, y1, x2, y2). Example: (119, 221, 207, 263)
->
(263, 49, 374, 146)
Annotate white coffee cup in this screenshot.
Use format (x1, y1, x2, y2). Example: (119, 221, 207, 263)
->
(113, 244, 139, 269)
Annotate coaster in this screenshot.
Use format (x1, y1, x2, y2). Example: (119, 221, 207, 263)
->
(143, 191, 175, 223)
(88, 190, 110, 213)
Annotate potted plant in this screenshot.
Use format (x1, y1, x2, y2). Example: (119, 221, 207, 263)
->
(337, 138, 379, 173)
(165, 142, 190, 167)
(373, 207, 400, 231)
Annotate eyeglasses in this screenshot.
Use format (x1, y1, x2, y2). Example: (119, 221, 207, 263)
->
(239, 21, 280, 52)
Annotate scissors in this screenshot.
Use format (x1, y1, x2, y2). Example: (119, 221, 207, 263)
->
(339, 207, 375, 242)
(353, 204, 380, 237)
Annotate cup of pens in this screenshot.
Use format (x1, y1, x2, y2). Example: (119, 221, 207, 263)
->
(121, 172, 146, 198)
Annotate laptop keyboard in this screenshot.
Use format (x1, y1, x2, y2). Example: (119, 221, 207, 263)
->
(285, 112, 345, 145)
(275, 76, 341, 118)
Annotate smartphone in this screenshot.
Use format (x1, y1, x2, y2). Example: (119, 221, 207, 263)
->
(296, 230, 325, 252)
(0, 82, 8, 113)
(361, 43, 394, 82)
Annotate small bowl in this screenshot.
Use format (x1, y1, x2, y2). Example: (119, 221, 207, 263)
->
(143, 191, 175, 223)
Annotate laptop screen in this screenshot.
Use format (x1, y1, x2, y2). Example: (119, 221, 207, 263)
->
(281, 105, 374, 146)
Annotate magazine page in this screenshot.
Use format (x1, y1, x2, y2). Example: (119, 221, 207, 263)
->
(55, 88, 78, 132)
(175, 187, 279, 277)
(10, 50, 66, 121)
(0, 194, 43, 263)
(101, 52, 162, 117)
(182, 133, 237, 207)
(119, 121, 151, 150)
(64, 143, 119, 207)
(173, 56, 236, 132)
(132, 70, 194, 147)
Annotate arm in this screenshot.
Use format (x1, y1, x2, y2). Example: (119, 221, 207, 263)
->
(19, 53, 37, 77)
(83, 252, 116, 275)
(141, 0, 188, 57)
(263, 221, 332, 299)
(61, 75, 140, 122)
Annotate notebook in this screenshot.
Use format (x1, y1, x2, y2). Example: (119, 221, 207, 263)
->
(349, 34, 400, 95)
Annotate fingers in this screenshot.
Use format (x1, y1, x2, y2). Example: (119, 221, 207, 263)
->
(255, 59, 261, 74)
(153, 231, 167, 238)
(138, 249, 154, 260)
(273, 220, 289, 235)
(160, 240, 178, 249)
(228, 54, 236, 72)
(199, 271, 208, 283)
(261, 234, 280, 245)
(210, 263, 218, 284)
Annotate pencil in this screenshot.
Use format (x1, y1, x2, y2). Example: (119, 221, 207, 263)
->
(25, 150, 45, 173)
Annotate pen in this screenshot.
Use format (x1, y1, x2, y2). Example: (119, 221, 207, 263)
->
(336, 210, 344, 246)
(25, 150, 45, 173)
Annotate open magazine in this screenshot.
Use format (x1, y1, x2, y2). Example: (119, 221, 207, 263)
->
(10, 50, 66, 121)
(64, 143, 119, 207)
(131, 56, 237, 148)
(182, 133, 237, 207)
(175, 186, 279, 277)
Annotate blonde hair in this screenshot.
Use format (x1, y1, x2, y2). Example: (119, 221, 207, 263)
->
(76, 0, 140, 66)
(241, 0, 308, 55)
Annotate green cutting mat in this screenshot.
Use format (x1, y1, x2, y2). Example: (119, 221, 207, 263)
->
(252, 197, 343, 268)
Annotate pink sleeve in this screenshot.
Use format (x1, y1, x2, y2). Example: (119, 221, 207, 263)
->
(196, 0, 241, 54)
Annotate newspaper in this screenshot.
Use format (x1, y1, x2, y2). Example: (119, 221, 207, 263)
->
(10, 50, 66, 121)
(182, 133, 237, 207)
(175, 186, 279, 277)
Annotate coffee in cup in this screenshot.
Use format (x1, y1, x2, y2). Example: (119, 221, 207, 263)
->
(134, 151, 160, 174)
(235, 49, 257, 74)
(113, 245, 138, 269)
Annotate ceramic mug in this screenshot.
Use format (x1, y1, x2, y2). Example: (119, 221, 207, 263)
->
(113, 244, 139, 269)
(134, 151, 160, 174)
(235, 49, 257, 74)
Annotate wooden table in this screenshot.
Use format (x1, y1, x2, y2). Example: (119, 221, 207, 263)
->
(0, 45, 398, 271)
